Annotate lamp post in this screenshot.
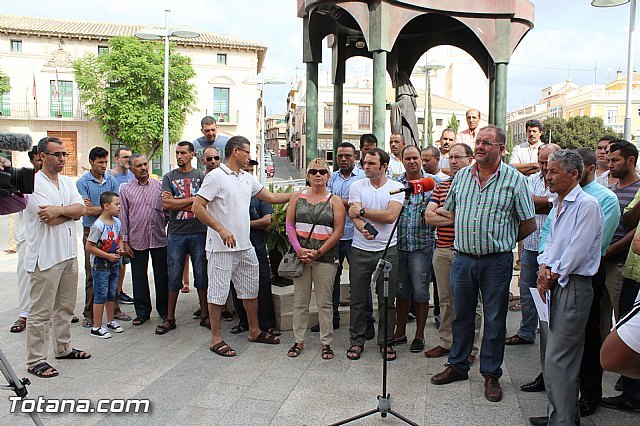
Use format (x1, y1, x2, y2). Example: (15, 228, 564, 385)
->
(244, 76, 285, 183)
(419, 62, 444, 147)
(135, 10, 200, 176)
(592, 0, 637, 141)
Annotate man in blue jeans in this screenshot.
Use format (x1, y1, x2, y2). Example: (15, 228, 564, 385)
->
(506, 144, 559, 346)
(156, 141, 208, 334)
(430, 125, 535, 402)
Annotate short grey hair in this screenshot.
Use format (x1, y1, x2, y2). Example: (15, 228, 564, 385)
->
(129, 153, 146, 164)
(548, 149, 583, 177)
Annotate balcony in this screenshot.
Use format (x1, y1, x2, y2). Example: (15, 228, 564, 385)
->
(0, 102, 90, 120)
(211, 110, 239, 125)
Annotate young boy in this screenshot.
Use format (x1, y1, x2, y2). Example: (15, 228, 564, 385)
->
(85, 191, 124, 338)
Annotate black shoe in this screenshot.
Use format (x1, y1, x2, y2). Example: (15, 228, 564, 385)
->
(365, 322, 375, 340)
(192, 309, 201, 319)
(615, 376, 624, 392)
(310, 324, 320, 332)
(119, 291, 134, 304)
(579, 397, 599, 417)
(521, 373, 545, 392)
(221, 310, 234, 322)
(407, 312, 416, 323)
(529, 416, 579, 426)
(600, 394, 640, 411)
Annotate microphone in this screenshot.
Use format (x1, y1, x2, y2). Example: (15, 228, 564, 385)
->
(389, 176, 436, 195)
(0, 133, 33, 152)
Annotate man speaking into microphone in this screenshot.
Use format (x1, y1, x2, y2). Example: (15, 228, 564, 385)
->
(346, 148, 404, 361)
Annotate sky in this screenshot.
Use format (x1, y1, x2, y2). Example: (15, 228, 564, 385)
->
(1, 0, 637, 113)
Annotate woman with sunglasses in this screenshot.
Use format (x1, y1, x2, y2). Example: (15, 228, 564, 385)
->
(285, 158, 345, 359)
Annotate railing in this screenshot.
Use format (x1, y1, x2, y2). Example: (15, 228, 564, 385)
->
(0, 102, 90, 120)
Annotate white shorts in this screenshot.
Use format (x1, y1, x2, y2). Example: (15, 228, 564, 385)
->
(206, 249, 259, 305)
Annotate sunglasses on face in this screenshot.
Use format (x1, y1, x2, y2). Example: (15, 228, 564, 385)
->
(308, 169, 328, 176)
(206, 156, 220, 162)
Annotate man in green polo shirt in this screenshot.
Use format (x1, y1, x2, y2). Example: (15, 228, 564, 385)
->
(430, 125, 536, 403)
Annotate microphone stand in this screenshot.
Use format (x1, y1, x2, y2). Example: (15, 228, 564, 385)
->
(331, 189, 419, 426)
(0, 349, 43, 425)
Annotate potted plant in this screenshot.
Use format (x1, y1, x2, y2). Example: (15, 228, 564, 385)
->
(266, 184, 295, 286)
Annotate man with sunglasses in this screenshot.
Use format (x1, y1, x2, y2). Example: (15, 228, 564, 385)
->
(24, 136, 90, 378)
(201, 146, 221, 173)
(430, 125, 536, 403)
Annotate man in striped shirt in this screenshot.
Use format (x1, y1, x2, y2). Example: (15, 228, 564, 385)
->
(424, 143, 482, 361)
(430, 125, 536, 403)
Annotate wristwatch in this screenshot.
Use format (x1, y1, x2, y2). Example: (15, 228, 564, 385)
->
(359, 208, 366, 217)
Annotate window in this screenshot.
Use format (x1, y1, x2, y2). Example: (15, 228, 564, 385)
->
(435, 118, 443, 126)
(98, 45, 109, 56)
(213, 87, 229, 122)
(50, 80, 73, 118)
(606, 107, 618, 125)
(1, 77, 9, 116)
(217, 53, 227, 65)
(10, 40, 22, 52)
(324, 105, 333, 128)
(358, 106, 370, 130)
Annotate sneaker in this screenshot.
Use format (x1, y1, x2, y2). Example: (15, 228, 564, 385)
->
(106, 320, 124, 333)
(221, 310, 234, 322)
(119, 291, 134, 304)
(91, 327, 112, 339)
(193, 309, 201, 319)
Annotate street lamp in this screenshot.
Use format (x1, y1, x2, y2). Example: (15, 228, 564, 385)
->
(243, 76, 285, 183)
(135, 10, 200, 176)
(592, 0, 637, 141)
(419, 62, 444, 147)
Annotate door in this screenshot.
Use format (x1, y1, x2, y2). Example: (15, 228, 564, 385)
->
(47, 131, 77, 176)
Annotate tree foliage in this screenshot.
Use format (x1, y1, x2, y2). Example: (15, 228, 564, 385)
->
(0, 70, 9, 96)
(447, 113, 459, 134)
(73, 36, 196, 157)
(541, 116, 621, 149)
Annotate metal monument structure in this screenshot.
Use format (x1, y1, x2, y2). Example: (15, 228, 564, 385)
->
(298, 0, 536, 166)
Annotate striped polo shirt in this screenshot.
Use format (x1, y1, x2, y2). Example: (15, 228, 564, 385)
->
(429, 179, 455, 248)
(444, 162, 535, 256)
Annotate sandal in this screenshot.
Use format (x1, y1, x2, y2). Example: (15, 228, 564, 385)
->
(248, 330, 280, 345)
(181, 286, 190, 293)
(347, 345, 364, 360)
(71, 316, 80, 323)
(210, 340, 236, 357)
(155, 319, 176, 335)
(410, 338, 425, 353)
(81, 318, 94, 328)
(265, 328, 282, 337)
(114, 312, 132, 321)
(132, 317, 149, 326)
(55, 348, 91, 360)
(391, 335, 408, 346)
(10, 317, 26, 333)
(200, 316, 211, 329)
(287, 342, 303, 358)
(28, 362, 58, 378)
(380, 345, 397, 361)
(321, 345, 334, 360)
(230, 324, 248, 334)
(509, 303, 522, 312)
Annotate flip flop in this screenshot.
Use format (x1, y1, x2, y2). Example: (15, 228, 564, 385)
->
(114, 312, 132, 321)
(210, 340, 236, 357)
(132, 317, 149, 326)
(27, 362, 58, 378)
(55, 348, 91, 360)
(248, 330, 280, 345)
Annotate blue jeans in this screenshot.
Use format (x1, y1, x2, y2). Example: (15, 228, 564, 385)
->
(167, 233, 207, 292)
(516, 248, 539, 342)
(449, 251, 513, 378)
(92, 266, 120, 304)
(397, 246, 433, 303)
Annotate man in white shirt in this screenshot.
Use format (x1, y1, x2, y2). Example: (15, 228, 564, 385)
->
(421, 146, 449, 180)
(455, 109, 481, 149)
(529, 149, 604, 426)
(24, 136, 89, 378)
(346, 148, 404, 361)
(510, 119, 544, 176)
(596, 136, 618, 187)
(192, 136, 292, 357)
(388, 133, 406, 178)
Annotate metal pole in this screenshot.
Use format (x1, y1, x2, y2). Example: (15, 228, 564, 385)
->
(372, 50, 387, 145)
(162, 9, 170, 175)
(422, 59, 428, 147)
(259, 76, 266, 184)
(624, 0, 636, 141)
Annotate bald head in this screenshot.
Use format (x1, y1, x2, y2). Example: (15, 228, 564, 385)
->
(538, 143, 561, 178)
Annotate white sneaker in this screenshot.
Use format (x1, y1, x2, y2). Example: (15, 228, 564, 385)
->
(91, 327, 112, 339)
(107, 320, 124, 333)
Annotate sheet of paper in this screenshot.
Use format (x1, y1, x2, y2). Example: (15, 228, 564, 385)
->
(530, 288, 550, 323)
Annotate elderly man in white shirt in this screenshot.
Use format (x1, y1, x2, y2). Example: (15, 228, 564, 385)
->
(388, 133, 406, 178)
(23, 136, 89, 379)
(529, 149, 604, 426)
(510, 119, 544, 176)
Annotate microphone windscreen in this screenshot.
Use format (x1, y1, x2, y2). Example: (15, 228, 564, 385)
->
(0, 133, 33, 152)
(421, 176, 436, 191)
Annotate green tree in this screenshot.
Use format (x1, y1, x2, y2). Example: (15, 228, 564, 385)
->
(73, 36, 196, 157)
(0, 70, 9, 96)
(447, 113, 459, 134)
(541, 116, 620, 149)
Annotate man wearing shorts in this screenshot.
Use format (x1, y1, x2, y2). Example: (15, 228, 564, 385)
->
(192, 136, 292, 357)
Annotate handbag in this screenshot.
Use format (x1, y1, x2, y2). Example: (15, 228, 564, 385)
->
(277, 194, 332, 279)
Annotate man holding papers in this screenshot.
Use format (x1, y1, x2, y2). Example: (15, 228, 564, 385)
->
(529, 150, 604, 426)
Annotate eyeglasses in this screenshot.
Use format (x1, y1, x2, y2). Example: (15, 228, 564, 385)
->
(308, 169, 329, 176)
(206, 156, 220, 162)
(449, 155, 470, 160)
(43, 151, 68, 158)
(236, 148, 251, 155)
(475, 140, 503, 148)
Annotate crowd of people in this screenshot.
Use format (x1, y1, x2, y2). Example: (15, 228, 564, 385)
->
(4, 110, 640, 425)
